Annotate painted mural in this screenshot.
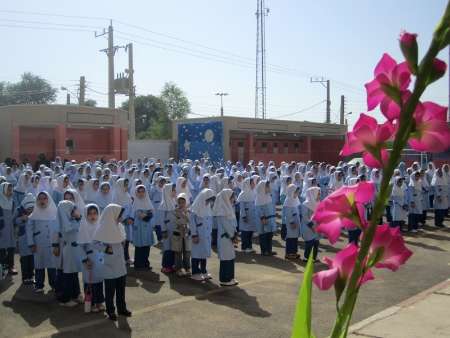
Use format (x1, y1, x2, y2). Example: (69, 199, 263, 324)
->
(177, 121, 224, 162)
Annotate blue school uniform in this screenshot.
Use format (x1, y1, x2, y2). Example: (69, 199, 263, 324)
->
(217, 216, 237, 261)
(132, 210, 155, 247)
(27, 219, 59, 269)
(391, 194, 408, 222)
(14, 207, 32, 256)
(100, 243, 127, 279)
(189, 213, 212, 259)
(80, 242, 104, 284)
(284, 206, 301, 255)
(300, 206, 320, 260)
(255, 203, 276, 255)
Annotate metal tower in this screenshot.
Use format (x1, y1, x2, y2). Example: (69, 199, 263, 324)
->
(255, 0, 269, 119)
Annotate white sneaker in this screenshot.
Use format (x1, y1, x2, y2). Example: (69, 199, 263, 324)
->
(75, 294, 84, 304)
(190, 274, 204, 281)
(220, 279, 239, 287)
(244, 249, 255, 254)
(60, 300, 78, 307)
(202, 273, 212, 280)
(411, 229, 418, 233)
(34, 288, 44, 293)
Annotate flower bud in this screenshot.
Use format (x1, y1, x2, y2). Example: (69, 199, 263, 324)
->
(399, 31, 418, 74)
(426, 58, 447, 85)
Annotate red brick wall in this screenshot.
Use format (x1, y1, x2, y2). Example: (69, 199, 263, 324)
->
(19, 127, 55, 163)
(310, 138, 344, 164)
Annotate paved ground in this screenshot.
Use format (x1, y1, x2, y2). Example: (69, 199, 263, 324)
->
(0, 216, 449, 338)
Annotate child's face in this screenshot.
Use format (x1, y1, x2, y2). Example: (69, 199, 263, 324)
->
(264, 183, 271, 194)
(101, 185, 110, 194)
(396, 179, 403, 187)
(87, 208, 99, 223)
(63, 176, 69, 187)
(178, 198, 187, 209)
(123, 179, 129, 190)
(137, 188, 146, 199)
(5, 184, 13, 197)
(171, 186, 177, 198)
(293, 189, 300, 199)
(64, 192, 75, 202)
(93, 181, 99, 190)
(158, 179, 166, 188)
(250, 180, 255, 189)
(37, 193, 48, 208)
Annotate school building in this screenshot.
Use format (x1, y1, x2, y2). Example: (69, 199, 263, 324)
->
(0, 104, 129, 163)
(172, 116, 347, 165)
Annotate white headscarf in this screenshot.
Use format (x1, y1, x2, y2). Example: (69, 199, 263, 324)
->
(21, 193, 36, 209)
(77, 204, 100, 244)
(190, 188, 215, 218)
(237, 177, 255, 203)
(176, 177, 191, 205)
(65, 188, 86, 212)
(255, 180, 272, 206)
(408, 171, 422, 190)
(93, 204, 125, 244)
(113, 178, 132, 206)
(132, 185, 154, 213)
(29, 191, 57, 221)
(0, 182, 13, 210)
(431, 170, 447, 186)
(96, 182, 112, 209)
(283, 184, 300, 208)
(303, 186, 321, 212)
(85, 179, 99, 202)
(391, 176, 405, 197)
(159, 183, 176, 211)
(14, 173, 30, 193)
(212, 188, 235, 219)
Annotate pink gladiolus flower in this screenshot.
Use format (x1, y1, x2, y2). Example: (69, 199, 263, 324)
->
(408, 101, 450, 152)
(370, 224, 413, 271)
(365, 53, 411, 120)
(313, 181, 375, 244)
(399, 31, 417, 46)
(340, 113, 395, 168)
(313, 244, 374, 290)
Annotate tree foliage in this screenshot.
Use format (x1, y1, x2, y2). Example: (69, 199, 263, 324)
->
(84, 99, 97, 107)
(0, 72, 57, 105)
(121, 94, 170, 139)
(160, 82, 191, 120)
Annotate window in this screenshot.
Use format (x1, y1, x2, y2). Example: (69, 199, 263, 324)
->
(238, 141, 244, 147)
(261, 142, 268, 153)
(66, 139, 74, 153)
(284, 143, 289, 153)
(273, 142, 278, 154)
(294, 143, 300, 152)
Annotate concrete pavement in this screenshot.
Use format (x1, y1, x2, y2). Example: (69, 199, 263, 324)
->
(0, 218, 449, 338)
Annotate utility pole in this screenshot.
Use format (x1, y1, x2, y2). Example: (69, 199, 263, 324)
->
(66, 93, 70, 105)
(127, 43, 136, 141)
(215, 92, 228, 117)
(310, 77, 331, 123)
(79, 76, 86, 105)
(339, 95, 345, 125)
(96, 20, 117, 109)
(255, 0, 269, 119)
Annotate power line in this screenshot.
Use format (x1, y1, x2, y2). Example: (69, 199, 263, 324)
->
(273, 100, 326, 119)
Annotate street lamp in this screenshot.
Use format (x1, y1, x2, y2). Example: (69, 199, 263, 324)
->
(215, 92, 229, 117)
(344, 111, 352, 125)
(60, 86, 71, 105)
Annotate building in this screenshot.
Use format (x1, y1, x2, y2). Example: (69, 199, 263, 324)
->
(172, 116, 347, 165)
(0, 104, 129, 163)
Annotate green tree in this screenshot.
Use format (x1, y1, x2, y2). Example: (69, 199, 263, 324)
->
(84, 99, 97, 107)
(160, 82, 191, 120)
(0, 72, 57, 105)
(121, 94, 170, 139)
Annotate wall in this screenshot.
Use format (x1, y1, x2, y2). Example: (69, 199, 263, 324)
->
(128, 139, 171, 162)
(19, 127, 55, 163)
(310, 138, 345, 164)
(66, 127, 112, 160)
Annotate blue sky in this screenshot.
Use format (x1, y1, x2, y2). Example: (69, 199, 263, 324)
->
(1, 0, 448, 126)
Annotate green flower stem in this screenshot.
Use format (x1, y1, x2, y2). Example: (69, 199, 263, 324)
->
(329, 2, 450, 337)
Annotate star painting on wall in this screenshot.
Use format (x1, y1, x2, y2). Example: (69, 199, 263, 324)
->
(178, 121, 224, 162)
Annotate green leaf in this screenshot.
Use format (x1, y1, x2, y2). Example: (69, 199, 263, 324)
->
(291, 252, 315, 338)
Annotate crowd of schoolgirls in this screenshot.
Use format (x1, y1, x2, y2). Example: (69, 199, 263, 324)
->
(0, 157, 448, 319)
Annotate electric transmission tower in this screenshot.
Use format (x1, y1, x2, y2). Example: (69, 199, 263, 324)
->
(255, 0, 269, 119)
